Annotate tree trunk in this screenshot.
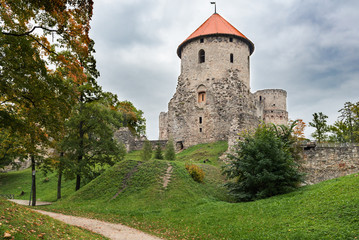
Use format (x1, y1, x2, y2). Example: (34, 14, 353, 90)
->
(75, 173, 81, 191)
(31, 155, 36, 206)
(57, 152, 64, 200)
(76, 119, 84, 191)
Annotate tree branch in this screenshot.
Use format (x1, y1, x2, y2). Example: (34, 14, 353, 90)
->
(29, 35, 58, 56)
(1, 26, 58, 37)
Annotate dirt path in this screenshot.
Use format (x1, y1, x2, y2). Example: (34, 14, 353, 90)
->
(162, 164, 173, 189)
(8, 200, 162, 240)
(9, 199, 52, 206)
(34, 210, 163, 240)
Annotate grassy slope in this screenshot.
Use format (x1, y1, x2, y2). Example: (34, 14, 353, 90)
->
(0, 168, 76, 202)
(0, 198, 107, 239)
(176, 141, 228, 166)
(1, 141, 359, 239)
(42, 168, 359, 240)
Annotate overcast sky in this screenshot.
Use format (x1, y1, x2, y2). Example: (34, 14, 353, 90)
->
(90, 0, 359, 140)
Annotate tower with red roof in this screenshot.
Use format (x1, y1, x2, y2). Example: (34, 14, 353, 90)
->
(159, 13, 288, 148)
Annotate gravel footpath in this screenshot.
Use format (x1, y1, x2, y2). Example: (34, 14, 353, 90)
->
(9, 199, 163, 240)
(34, 210, 163, 240)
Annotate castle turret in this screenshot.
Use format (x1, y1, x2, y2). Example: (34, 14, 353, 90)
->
(254, 89, 288, 125)
(177, 13, 254, 89)
(159, 12, 289, 149)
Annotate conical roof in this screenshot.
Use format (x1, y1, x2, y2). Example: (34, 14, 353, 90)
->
(177, 13, 254, 58)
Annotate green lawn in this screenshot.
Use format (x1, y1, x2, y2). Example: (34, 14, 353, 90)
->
(0, 198, 107, 239)
(0, 168, 76, 202)
(1, 141, 359, 239)
(42, 162, 359, 240)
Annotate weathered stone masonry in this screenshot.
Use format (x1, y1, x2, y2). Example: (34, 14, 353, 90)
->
(159, 13, 288, 149)
(302, 144, 359, 184)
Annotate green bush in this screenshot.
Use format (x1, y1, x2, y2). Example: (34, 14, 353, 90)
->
(185, 164, 205, 183)
(154, 143, 163, 159)
(141, 140, 152, 161)
(164, 138, 176, 160)
(223, 124, 303, 201)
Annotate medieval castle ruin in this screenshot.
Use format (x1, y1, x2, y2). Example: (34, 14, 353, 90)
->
(159, 13, 288, 149)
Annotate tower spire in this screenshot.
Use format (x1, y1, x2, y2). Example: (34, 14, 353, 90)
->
(210, 2, 217, 14)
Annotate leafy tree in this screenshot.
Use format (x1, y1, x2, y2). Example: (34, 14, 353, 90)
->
(337, 102, 359, 143)
(62, 94, 124, 191)
(223, 124, 303, 202)
(115, 101, 146, 136)
(154, 143, 163, 160)
(0, 128, 26, 169)
(1, 0, 97, 205)
(165, 139, 176, 160)
(309, 112, 329, 142)
(141, 140, 153, 161)
(292, 119, 307, 141)
(329, 120, 351, 143)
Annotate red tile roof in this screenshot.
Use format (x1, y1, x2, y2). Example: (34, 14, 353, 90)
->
(177, 13, 254, 58)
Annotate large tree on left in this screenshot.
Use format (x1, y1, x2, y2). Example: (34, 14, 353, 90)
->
(0, 0, 98, 205)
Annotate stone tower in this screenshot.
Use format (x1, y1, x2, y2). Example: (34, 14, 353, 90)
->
(159, 13, 288, 149)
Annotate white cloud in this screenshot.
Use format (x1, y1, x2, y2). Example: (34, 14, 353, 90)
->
(91, 0, 359, 139)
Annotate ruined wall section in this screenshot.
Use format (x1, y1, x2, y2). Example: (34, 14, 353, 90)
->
(254, 89, 288, 125)
(159, 112, 168, 140)
(302, 145, 359, 185)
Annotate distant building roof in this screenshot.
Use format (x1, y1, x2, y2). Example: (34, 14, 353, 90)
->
(177, 13, 254, 58)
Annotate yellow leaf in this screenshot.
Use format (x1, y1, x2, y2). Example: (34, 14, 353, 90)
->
(4, 231, 11, 238)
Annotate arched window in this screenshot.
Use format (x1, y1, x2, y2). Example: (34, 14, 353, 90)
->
(199, 49, 205, 63)
(230, 53, 234, 63)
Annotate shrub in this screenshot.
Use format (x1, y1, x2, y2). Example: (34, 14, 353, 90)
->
(223, 124, 303, 202)
(141, 140, 152, 161)
(165, 138, 176, 160)
(154, 143, 163, 159)
(185, 164, 205, 183)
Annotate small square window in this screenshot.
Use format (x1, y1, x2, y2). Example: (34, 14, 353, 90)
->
(229, 37, 233, 42)
(200, 38, 204, 43)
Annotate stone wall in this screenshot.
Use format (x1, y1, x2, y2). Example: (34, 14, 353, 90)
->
(114, 127, 168, 152)
(131, 140, 168, 151)
(301, 144, 359, 185)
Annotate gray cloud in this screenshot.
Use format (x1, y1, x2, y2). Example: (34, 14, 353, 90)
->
(91, 0, 359, 140)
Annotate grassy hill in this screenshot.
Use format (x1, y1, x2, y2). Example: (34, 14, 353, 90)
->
(1, 141, 359, 239)
(43, 172, 359, 240)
